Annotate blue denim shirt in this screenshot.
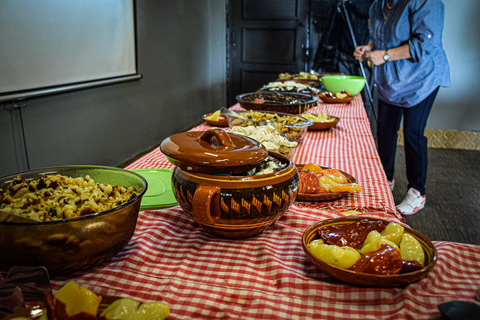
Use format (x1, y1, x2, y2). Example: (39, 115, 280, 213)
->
(369, 0, 450, 107)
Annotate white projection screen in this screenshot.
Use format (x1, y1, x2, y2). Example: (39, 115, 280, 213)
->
(0, 0, 137, 95)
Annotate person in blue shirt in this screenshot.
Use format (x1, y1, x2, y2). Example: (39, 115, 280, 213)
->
(353, 0, 450, 215)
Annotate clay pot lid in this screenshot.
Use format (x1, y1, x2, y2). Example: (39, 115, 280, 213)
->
(160, 128, 268, 174)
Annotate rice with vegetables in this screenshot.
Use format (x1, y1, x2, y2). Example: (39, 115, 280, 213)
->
(0, 174, 138, 221)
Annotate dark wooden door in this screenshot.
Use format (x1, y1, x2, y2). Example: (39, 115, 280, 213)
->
(227, 0, 310, 106)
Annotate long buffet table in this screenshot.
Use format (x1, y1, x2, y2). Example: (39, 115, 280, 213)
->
(49, 96, 480, 319)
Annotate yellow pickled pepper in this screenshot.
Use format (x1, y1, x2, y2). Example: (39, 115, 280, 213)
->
(329, 183, 362, 193)
(380, 222, 405, 246)
(309, 239, 360, 269)
(360, 231, 382, 254)
(318, 176, 337, 192)
(321, 169, 348, 184)
(361, 230, 400, 254)
(54, 281, 102, 316)
(399, 233, 425, 265)
(100, 298, 170, 320)
(381, 239, 400, 251)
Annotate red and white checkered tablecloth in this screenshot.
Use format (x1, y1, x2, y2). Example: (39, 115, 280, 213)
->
(49, 207, 480, 319)
(48, 96, 480, 319)
(125, 96, 398, 216)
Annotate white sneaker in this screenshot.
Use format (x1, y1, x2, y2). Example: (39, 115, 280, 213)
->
(396, 187, 426, 215)
(388, 179, 395, 191)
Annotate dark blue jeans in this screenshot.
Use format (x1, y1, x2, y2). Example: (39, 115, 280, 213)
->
(377, 87, 439, 195)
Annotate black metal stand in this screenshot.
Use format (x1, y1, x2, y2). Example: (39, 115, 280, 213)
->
(339, 1, 378, 123)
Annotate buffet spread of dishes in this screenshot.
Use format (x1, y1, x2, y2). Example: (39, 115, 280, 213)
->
(0, 71, 443, 320)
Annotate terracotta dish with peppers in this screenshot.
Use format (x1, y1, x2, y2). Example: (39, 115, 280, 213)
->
(319, 91, 354, 103)
(296, 163, 361, 201)
(311, 219, 425, 274)
(302, 216, 438, 287)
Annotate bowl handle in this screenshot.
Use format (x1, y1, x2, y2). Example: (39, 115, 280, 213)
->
(199, 128, 234, 150)
(192, 185, 221, 225)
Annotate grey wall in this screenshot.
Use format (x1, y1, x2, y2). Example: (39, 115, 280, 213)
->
(426, 0, 480, 131)
(0, 0, 227, 177)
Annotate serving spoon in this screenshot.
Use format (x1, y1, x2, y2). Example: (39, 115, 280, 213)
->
(220, 107, 277, 126)
(0, 209, 39, 223)
(221, 107, 313, 129)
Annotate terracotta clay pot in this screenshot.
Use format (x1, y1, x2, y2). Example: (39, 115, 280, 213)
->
(160, 128, 268, 175)
(160, 128, 299, 239)
(172, 151, 299, 239)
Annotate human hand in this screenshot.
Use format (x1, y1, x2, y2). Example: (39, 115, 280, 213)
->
(353, 45, 371, 62)
(365, 50, 386, 66)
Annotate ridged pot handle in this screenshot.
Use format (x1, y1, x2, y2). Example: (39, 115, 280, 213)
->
(192, 185, 221, 225)
(198, 128, 234, 150)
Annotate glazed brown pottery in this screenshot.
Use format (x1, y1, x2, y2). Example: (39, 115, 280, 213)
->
(203, 113, 229, 127)
(172, 152, 299, 239)
(302, 216, 438, 287)
(160, 128, 300, 239)
(236, 92, 318, 114)
(307, 116, 340, 131)
(160, 128, 268, 174)
(319, 95, 354, 104)
(295, 164, 356, 202)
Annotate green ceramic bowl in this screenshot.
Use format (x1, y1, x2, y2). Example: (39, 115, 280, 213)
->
(321, 75, 366, 96)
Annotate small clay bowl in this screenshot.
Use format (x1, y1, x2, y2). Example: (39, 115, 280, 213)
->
(308, 116, 340, 131)
(203, 113, 228, 127)
(302, 216, 438, 287)
(295, 164, 356, 202)
(318, 92, 354, 104)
